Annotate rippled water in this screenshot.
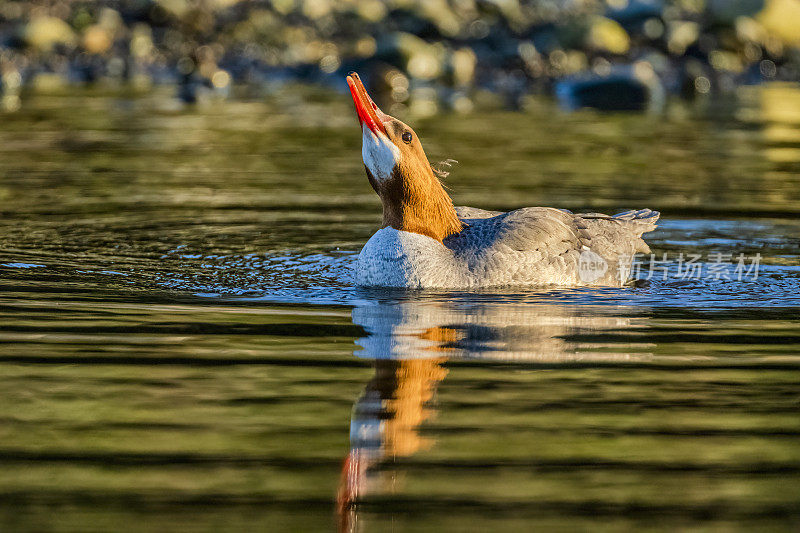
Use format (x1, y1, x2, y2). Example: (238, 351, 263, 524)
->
(1, 85, 799, 531)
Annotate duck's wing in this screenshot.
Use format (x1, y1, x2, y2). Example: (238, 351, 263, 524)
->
(451, 206, 658, 254)
(446, 206, 659, 284)
(449, 207, 583, 255)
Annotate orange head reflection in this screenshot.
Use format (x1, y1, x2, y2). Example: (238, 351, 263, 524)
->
(336, 356, 448, 531)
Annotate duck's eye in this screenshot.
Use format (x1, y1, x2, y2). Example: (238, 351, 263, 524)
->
(402, 131, 413, 144)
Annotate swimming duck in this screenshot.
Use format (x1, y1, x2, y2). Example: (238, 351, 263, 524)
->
(346, 72, 659, 288)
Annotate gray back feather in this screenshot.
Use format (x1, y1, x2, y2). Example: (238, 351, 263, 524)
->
(448, 206, 659, 275)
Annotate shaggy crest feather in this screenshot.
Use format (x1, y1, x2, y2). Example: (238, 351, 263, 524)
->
(432, 159, 458, 179)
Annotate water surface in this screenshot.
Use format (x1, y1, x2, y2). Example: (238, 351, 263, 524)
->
(1, 85, 799, 531)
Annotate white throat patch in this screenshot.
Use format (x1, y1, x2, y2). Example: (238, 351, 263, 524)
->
(362, 125, 400, 182)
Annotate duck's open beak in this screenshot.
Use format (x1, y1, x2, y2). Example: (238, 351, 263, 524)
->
(347, 72, 388, 136)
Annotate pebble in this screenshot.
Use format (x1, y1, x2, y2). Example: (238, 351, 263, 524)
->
(0, 0, 796, 111)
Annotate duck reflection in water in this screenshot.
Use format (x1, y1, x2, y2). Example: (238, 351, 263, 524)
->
(337, 355, 448, 530)
(336, 297, 651, 530)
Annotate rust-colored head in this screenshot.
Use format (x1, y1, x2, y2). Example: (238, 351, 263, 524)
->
(347, 72, 463, 242)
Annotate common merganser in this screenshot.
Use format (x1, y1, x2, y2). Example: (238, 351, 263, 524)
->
(346, 72, 659, 288)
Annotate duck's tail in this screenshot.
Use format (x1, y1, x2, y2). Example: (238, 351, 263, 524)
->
(577, 208, 659, 255)
(612, 209, 660, 254)
(613, 208, 660, 228)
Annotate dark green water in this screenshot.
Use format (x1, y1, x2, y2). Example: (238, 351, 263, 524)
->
(1, 84, 799, 531)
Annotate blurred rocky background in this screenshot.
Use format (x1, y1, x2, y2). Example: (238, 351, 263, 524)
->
(0, 0, 799, 113)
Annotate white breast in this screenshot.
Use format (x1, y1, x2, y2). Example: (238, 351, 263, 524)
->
(356, 228, 467, 288)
